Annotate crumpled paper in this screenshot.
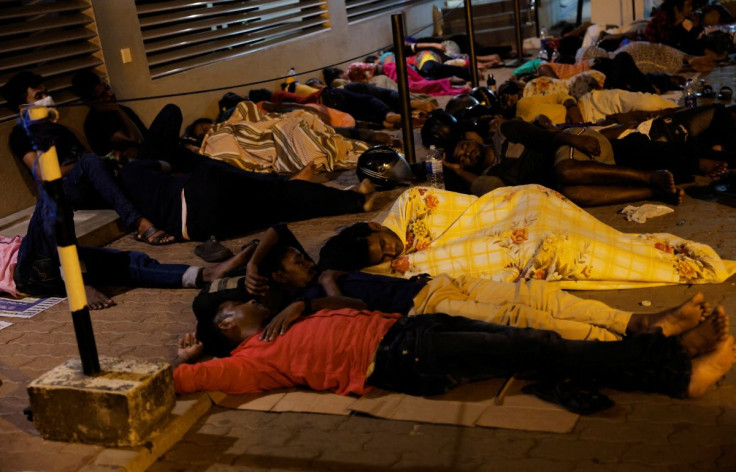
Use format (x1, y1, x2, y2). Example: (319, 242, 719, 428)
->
(620, 204, 674, 223)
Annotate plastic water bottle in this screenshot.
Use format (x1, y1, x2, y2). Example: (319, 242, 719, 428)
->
(425, 145, 445, 189)
(539, 26, 549, 61)
(550, 48, 560, 63)
(282, 67, 297, 91)
(487, 73, 496, 93)
(683, 78, 698, 108)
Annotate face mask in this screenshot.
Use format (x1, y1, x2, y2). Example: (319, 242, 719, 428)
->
(31, 95, 55, 108)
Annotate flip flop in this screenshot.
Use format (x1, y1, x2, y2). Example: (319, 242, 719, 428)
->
(194, 236, 234, 262)
(135, 226, 175, 246)
(717, 86, 733, 102)
(522, 379, 614, 415)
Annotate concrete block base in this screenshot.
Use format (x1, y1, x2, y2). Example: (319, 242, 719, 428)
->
(27, 357, 175, 446)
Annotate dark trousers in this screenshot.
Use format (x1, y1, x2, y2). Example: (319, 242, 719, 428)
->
(137, 104, 202, 172)
(612, 133, 699, 183)
(119, 158, 365, 241)
(343, 83, 400, 112)
(14, 195, 189, 296)
(592, 52, 657, 94)
(138, 104, 180, 161)
(63, 154, 142, 229)
(320, 87, 393, 124)
(183, 159, 365, 240)
(418, 60, 470, 81)
(650, 104, 736, 166)
(368, 314, 690, 398)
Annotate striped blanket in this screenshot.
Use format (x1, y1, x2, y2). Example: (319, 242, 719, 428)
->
(201, 101, 369, 174)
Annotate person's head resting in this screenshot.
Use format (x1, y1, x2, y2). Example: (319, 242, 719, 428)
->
(248, 88, 273, 103)
(1, 71, 46, 111)
(193, 292, 272, 357)
(702, 30, 734, 61)
(659, 0, 693, 22)
(261, 246, 318, 289)
(446, 136, 489, 173)
(322, 67, 345, 88)
(497, 81, 521, 119)
(71, 69, 114, 103)
(184, 118, 213, 140)
(319, 222, 404, 271)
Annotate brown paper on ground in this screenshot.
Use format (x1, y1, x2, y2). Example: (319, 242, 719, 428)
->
(209, 390, 287, 411)
(350, 379, 504, 427)
(476, 380, 579, 433)
(209, 379, 579, 432)
(270, 390, 356, 415)
(209, 389, 355, 415)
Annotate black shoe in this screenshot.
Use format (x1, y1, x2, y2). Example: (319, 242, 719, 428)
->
(194, 236, 234, 262)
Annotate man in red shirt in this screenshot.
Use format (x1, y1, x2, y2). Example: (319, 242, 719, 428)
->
(173, 298, 734, 402)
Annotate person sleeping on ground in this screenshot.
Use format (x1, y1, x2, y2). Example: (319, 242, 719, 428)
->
(197, 224, 718, 343)
(172, 292, 734, 403)
(318, 185, 736, 290)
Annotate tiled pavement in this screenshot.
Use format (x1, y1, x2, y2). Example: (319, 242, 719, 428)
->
(2, 66, 736, 472)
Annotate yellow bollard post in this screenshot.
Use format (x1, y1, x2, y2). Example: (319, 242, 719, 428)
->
(24, 105, 100, 375)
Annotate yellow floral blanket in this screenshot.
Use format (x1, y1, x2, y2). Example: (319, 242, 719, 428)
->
(364, 185, 736, 289)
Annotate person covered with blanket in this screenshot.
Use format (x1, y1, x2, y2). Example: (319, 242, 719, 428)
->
(318, 186, 736, 290)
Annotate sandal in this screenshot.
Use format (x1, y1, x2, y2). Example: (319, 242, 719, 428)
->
(135, 226, 175, 246)
(194, 236, 234, 262)
(717, 86, 733, 102)
(522, 379, 614, 415)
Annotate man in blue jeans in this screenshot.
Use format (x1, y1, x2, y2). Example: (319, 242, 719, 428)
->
(13, 191, 251, 309)
(1, 71, 174, 245)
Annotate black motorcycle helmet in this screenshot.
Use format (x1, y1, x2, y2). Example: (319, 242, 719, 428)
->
(444, 93, 480, 119)
(420, 109, 461, 149)
(470, 86, 499, 114)
(356, 145, 412, 188)
(460, 104, 495, 137)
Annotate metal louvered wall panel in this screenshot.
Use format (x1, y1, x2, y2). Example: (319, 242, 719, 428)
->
(345, 0, 423, 23)
(136, 0, 331, 79)
(0, 0, 102, 122)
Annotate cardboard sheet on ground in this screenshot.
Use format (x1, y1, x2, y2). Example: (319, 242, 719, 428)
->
(208, 378, 579, 433)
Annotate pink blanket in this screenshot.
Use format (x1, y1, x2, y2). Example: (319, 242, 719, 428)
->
(382, 62, 469, 96)
(0, 236, 21, 297)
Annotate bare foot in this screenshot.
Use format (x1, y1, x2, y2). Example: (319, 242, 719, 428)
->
(290, 160, 318, 182)
(698, 158, 728, 179)
(385, 112, 402, 124)
(650, 170, 683, 205)
(372, 131, 402, 147)
(362, 192, 379, 212)
(450, 76, 466, 86)
(680, 306, 730, 357)
(354, 178, 376, 195)
(629, 293, 710, 336)
(411, 100, 436, 113)
(688, 335, 735, 397)
(85, 285, 115, 310)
